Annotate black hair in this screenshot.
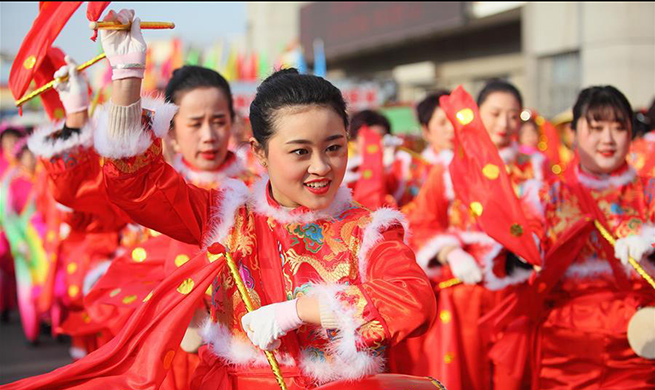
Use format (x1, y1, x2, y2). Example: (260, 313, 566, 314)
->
(165, 65, 235, 120)
(349, 110, 391, 139)
(571, 85, 633, 133)
(249, 68, 348, 149)
(416, 90, 450, 126)
(0, 127, 24, 141)
(477, 78, 523, 109)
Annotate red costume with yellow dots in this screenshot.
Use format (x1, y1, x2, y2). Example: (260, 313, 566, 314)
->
(86, 149, 255, 390)
(2, 98, 436, 390)
(93, 98, 435, 389)
(531, 163, 655, 390)
(391, 86, 551, 390)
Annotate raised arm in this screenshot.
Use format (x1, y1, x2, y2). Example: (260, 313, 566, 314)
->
(93, 9, 212, 245)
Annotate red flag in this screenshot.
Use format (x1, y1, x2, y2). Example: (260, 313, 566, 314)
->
(353, 126, 389, 209)
(86, 1, 111, 41)
(482, 217, 595, 378)
(31, 47, 67, 121)
(3, 250, 226, 390)
(440, 86, 541, 266)
(10, 2, 82, 101)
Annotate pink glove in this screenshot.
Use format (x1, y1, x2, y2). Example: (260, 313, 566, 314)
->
(240, 299, 303, 351)
(53, 56, 89, 114)
(99, 9, 147, 80)
(446, 247, 483, 285)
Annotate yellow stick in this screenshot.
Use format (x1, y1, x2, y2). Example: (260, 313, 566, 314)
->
(438, 278, 462, 290)
(89, 21, 175, 30)
(15, 53, 107, 108)
(594, 220, 655, 290)
(224, 252, 289, 390)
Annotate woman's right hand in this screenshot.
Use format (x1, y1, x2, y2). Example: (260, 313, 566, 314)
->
(100, 9, 147, 81)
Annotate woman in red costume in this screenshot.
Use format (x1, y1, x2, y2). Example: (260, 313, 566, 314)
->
(395, 80, 551, 390)
(533, 85, 655, 389)
(1, 9, 436, 390)
(86, 64, 256, 390)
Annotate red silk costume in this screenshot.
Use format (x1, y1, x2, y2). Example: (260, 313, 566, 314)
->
(532, 163, 655, 390)
(2, 98, 436, 390)
(392, 142, 550, 390)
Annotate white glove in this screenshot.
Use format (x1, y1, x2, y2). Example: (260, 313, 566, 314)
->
(446, 248, 483, 285)
(99, 9, 147, 80)
(53, 56, 90, 114)
(614, 234, 655, 266)
(240, 299, 303, 351)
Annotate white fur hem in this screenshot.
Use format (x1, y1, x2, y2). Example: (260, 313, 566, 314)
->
(576, 165, 637, 190)
(358, 208, 408, 282)
(563, 256, 636, 280)
(249, 176, 353, 225)
(200, 320, 295, 367)
(93, 96, 178, 159)
(306, 284, 385, 384)
(482, 243, 533, 290)
(28, 120, 93, 159)
(202, 178, 250, 249)
(415, 234, 460, 275)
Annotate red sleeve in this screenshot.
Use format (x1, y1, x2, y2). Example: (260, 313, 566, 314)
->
(102, 139, 214, 246)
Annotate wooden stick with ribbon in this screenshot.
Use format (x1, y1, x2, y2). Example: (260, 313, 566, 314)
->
(221, 248, 290, 390)
(15, 20, 175, 108)
(594, 220, 655, 290)
(14, 52, 106, 108)
(89, 21, 175, 30)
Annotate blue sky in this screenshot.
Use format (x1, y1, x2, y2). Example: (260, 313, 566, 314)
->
(1, 2, 247, 81)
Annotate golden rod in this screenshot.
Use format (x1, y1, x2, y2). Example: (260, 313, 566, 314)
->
(15, 52, 107, 108)
(594, 220, 655, 290)
(224, 251, 289, 390)
(89, 21, 175, 30)
(438, 278, 462, 290)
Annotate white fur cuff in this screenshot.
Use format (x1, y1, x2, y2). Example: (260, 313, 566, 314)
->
(93, 96, 177, 159)
(28, 120, 94, 159)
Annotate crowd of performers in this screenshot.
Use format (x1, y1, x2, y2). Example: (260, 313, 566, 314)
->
(1, 9, 654, 390)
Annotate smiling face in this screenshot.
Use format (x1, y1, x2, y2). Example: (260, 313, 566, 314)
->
(422, 106, 454, 152)
(253, 105, 348, 210)
(478, 91, 522, 148)
(171, 87, 232, 170)
(576, 117, 631, 175)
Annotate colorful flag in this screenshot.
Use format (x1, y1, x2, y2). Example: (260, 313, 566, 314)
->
(440, 86, 541, 266)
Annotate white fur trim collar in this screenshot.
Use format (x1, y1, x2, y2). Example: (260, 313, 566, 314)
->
(28, 120, 93, 159)
(202, 178, 250, 249)
(575, 164, 637, 190)
(357, 208, 408, 282)
(172, 153, 246, 186)
(249, 176, 353, 225)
